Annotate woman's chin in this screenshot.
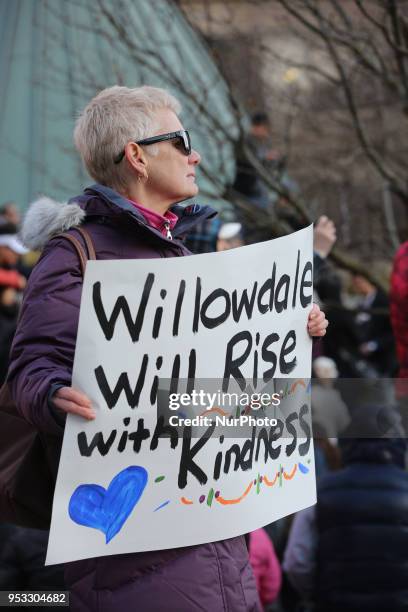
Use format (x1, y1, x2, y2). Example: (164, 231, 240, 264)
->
(184, 184, 199, 198)
(171, 184, 199, 204)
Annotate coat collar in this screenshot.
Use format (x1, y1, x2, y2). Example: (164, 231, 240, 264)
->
(78, 184, 217, 240)
(21, 185, 217, 251)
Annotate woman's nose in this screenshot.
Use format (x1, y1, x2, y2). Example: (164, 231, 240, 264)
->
(189, 149, 201, 165)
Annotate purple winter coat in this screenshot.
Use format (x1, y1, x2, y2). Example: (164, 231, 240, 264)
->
(8, 184, 261, 612)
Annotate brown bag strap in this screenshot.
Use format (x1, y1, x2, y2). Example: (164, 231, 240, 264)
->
(56, 227, 96, 277)
(58, 233, 87, 277)
(75, 226, 96, 261)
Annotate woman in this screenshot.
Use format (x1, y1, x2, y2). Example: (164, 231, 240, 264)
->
(8, 86, 327, 611)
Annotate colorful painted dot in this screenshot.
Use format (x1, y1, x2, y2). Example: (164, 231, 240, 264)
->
(155, 475, 165, 483)
(199, 495, 205, 503)
(260, 476, 263, 482)
(207, 488, 215, 507)
(253, 479, 257, 485)
(215, 491, 220, 498)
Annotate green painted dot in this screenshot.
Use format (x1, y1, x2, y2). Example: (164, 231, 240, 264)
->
(155, 476, 165, 483)
(207, 488, 215, 507)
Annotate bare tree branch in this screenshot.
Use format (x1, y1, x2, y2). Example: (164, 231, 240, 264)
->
(277, 0, 408, 204)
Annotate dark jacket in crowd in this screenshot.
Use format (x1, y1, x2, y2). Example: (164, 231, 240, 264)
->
(315, 438, 408, 612)
(315, 272, 361, 377)
(353, 288, 397, 376)
(0, 524, 64, 590)
(8, 185, 261, 612)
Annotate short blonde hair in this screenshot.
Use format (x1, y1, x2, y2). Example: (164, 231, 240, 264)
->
(74, 85, 181, 192)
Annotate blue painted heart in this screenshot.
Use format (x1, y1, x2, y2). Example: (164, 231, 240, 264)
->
(68, 465, 148, 543)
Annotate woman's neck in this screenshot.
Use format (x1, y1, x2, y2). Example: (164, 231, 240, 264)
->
(121, 184, 170, 216)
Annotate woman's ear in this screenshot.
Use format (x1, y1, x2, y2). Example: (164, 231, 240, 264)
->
(124, 142, 148, 176)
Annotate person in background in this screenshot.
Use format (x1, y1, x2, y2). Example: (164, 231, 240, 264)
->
(311, 356, 348, 481)
(315, 268, 371, 379)
(183, 213, 221, 254)
(274, 211, 337, 290)
(313, 216, 336, 285)
(390, 241, 408, 406)
(0, 229, 31, 379)
(0, 202, 21, 228)
(216, 222, 244, 251)
(249, 528, 282, 611)
(0, 286, 20, 385)
(0, 227, 28, 291)
(352, 273, 397, 376)
(311, 215, 337, 364)
(233, 112, 283, 209)
(283, 406, 408, 612)
(312, 356, 350, 438)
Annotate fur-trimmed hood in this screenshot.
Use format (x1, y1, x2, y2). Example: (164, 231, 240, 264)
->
(21, 197, 85, 251)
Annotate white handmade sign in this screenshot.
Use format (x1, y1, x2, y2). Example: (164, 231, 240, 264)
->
(46, 225, 316, 565)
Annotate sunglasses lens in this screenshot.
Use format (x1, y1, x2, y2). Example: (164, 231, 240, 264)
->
(184, 131, 191, 155)
(173, 131, 191, 155)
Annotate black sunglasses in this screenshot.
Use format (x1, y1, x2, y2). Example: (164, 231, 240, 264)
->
(114, 130, 191, 164)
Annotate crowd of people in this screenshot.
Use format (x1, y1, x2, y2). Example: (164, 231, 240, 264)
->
(0, 91, 407, 611)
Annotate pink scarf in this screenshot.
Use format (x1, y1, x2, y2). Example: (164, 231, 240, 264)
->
(128, 198, 178, 237)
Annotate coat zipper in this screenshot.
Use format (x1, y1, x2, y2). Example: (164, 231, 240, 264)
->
(163, 220, 173, 240)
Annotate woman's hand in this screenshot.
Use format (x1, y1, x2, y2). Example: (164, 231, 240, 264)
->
(307, 303, 328, 337)
(53, 386, 96, 420)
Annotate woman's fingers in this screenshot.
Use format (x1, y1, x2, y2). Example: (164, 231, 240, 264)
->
(53, 398, 96, 420)
(53, 387, 96, 420)
(308, 318, 329, 336)
(55, 386, 91, 405)
(307, 304, 329, 337)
